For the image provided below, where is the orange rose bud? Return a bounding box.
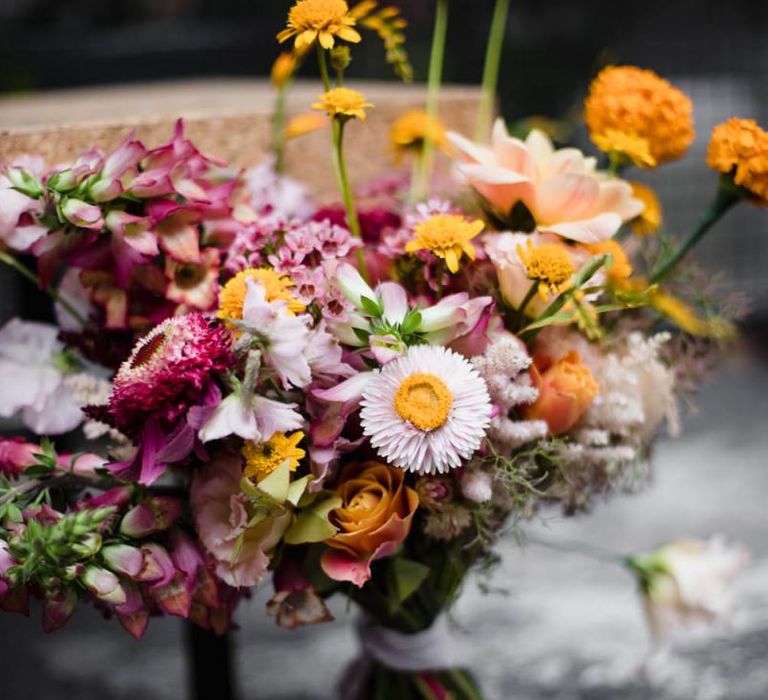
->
[321,461,419,587]
[521,351,599,436]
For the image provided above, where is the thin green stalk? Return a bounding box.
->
[526,533,627,565]
[516,280,539,320]
[412,0,449,201]
[651,182,741,283]
[474,0,509,141]
[272,82,289,174]
[317,43,332,91]
[0,251,86,326]
[331,119,368,281]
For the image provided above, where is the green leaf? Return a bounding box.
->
[387,558,429,613]
[257,460,292,503]
[284,495,341,545]
[352,326,371,343]
[360,295,382,317]
[399,309,422,335]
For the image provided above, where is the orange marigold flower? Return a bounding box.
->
[585,66,694,166]
[390,110,448,159]
[707,118,768,205]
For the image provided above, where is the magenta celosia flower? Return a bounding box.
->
[105,313,233,436]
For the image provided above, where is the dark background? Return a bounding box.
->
[2,0,767,317]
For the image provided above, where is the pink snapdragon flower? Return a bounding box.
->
[448,120,643,243]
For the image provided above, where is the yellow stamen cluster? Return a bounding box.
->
[630,182,662,236]
[277,0,361,51]
[516,240,575,298]
[218,268,305,323]
[405,214,483,273]
[284,112,327,140]
[243,432,306,481]
[390,110,448,158]
[585,66,694,166]
[312,87,372,121]
[707,118,768,204]
[592,129,656,168]
[584,239,633,286]
[394,373,453,432]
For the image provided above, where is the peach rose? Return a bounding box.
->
[321,461,419,587]
[521,351,599,435]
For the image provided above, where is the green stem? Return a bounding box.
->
[272,82,289,174]
[650,181,741,283]
[317,43,332,91]
[474,0,509,141]
[412,0,449,201]
[0,251,86,326]
[331,119,368,281]
[525,533,627,565]
[516,280,539,320]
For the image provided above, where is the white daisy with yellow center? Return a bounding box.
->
[360,345,492,475]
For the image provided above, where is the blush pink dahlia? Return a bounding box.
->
[105,313,233,436]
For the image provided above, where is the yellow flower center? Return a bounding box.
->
[405,214,482,273]
[516,240,575,297]
[349,491,379,513]
[394,372,453,432]
[288,0,350,30]
[312,87,372,121]
[218,268,305,323]
[242,431,306,481]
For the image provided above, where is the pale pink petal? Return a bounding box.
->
[313,372,372,404]
[541,212,622,244]
[320,549,372,587]
[457,163,534,213]
[491,120,535,178]
[595,180,645,221]
[445,131,495,165]
[534,173,601,224]
[378,282,408,324]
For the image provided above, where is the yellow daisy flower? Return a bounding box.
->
[390,110,448,159]
[516,239,575,299]
[405,214,483,273]
[630,182,663,236]
[312,87,372,121]
[277,0,362,51]
[584,239,633,286]
[218,268,305,323]
[243,431,306,481]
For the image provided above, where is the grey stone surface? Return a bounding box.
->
[1,346,767,699]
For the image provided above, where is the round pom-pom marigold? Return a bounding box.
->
[707,118,768,204]
[585,66,694,166]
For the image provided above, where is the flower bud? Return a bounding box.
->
[60,198,104,231]
[71,532,102,558]
[101,544,145,578]
[82,566,126,606]
[135,544,175,585]
[120,497,181,538]
[461,468,493,504]
[42,588,77,633]
[6,166,43,198]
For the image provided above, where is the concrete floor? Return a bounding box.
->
[1,341,767,700]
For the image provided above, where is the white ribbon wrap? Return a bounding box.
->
[356,614,458,672]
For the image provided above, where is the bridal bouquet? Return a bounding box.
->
[0,1,756,697]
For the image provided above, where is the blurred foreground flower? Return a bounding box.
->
[628,537,749,641]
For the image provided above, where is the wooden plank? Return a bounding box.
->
[0,78,482,198]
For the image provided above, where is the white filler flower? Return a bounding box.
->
[360,345,491,474]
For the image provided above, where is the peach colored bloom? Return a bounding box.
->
[448,120,643,243]
[521,351,599,435]
[321,461,419,586]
